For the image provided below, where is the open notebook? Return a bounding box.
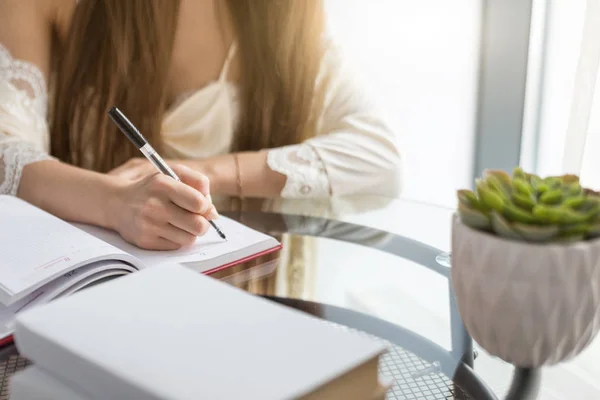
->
[0,195,281,344]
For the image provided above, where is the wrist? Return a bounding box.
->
[101,176,128,231]
[183,157,233,195]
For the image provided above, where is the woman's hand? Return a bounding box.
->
[109,164,217,250]
[108,157,177,181]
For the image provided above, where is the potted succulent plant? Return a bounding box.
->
[451,167,600,367]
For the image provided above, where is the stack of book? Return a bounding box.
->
[11,264,391,399]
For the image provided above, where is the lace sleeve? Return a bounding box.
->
[267,144,331,198]
[0,43,54,196]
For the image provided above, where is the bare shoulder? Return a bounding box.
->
[0,0,77,30]
[0,0,56,21]
[0,0,74,78]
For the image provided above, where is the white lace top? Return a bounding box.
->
[0,40,401,198]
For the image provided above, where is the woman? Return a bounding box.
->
[0,0,401,250]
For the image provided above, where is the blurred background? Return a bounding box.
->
[326,0,599,208]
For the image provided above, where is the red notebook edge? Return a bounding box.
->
[201,243,283,275]
[0,242,283,349]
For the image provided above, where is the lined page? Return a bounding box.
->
[0,196,130,302]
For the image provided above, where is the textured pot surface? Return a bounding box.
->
[451,216,600,367]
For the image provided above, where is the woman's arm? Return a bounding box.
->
[207,41,402,198]
[18,161,124,228]
[183,151,287,198]
[0,0,116,227]
[214,42,402,198]
[1,1,215,250]
[108,151,285,198]
[206,42,402,199]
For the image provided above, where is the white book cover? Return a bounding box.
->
[14,264,387,400]
[11,366,92,400]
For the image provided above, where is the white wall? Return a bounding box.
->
[325,0,482,207]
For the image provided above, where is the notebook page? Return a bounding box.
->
[74,216,275,267]
[0,196,133,302]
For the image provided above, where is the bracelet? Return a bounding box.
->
[233,153,243,199]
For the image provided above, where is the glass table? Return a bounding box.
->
[0,195,540,399]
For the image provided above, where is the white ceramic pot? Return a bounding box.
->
[451,215,600,367]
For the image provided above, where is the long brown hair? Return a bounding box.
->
[50,0,326,172]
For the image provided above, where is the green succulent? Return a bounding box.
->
[457,168,600,242]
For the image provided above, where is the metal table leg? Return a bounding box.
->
[505,368,541,400]
[449,280,474,367]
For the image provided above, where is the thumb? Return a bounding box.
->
[171,164,211,198]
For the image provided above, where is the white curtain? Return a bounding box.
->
[528,0,600,189]
[562,0,600,178]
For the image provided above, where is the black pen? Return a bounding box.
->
[108,106,226,240]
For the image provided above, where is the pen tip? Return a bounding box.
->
[210,221,226,240]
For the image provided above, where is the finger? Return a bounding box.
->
[166,179,216,218]
[165,203,211,236]
[170,166,217,218]
[171,164,211,197]
[158,223,198,247]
